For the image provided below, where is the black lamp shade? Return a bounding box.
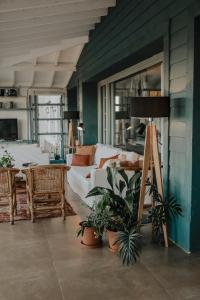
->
[64,111,80,120]
[129,97,170,118]
[115,111,130,120]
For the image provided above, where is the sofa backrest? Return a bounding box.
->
[94,144,122,166]
[94,143,143,166]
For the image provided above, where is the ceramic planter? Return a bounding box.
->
[107,229,119,252]
[81,227,102,247]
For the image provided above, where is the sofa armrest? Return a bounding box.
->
[66,154,73,166]
[90,168,136,190]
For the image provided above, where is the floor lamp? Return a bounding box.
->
[115,111,130,146]
[130,96,170,247]
[64,111,80,151]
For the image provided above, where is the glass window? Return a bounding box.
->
[114,64,161,153]
[31,94,64,158]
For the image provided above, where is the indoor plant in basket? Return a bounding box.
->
[87,164,143,264]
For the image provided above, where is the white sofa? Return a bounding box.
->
[67,143,143,207]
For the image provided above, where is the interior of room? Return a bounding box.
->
[0,1,199,300]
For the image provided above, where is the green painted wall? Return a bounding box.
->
[191,15,200,251]
[67,87,77,111]
[82,82,98,145]
[68,0,200,252]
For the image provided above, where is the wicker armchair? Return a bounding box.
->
[0,168,19,224]
[23,165,69,222]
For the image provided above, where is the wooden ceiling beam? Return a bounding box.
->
[0,0,116,22]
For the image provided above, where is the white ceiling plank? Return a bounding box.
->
[0,36,88,67]
[0,0,90,12]
[0,24,94,43]
[12,71,16,87]
[30,58,37,87]
[49,52,61,88]
[0,0,116,22]
[8,63,76,72]
[0,0,116,89]
[0,10,106,31]
[0,18,99,38]
[0,28,91,48]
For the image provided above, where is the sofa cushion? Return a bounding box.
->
[76,145,96,165]
[71,154,90,166]
[94,144,121,165]
[99,155,119,168]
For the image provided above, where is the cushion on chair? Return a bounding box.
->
[71,154,90,166]
[76,145,96,165]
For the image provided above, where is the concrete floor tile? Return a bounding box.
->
[0,273,63,300]
[0,185,199,300]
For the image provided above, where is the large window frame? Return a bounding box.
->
[30,93,66,158]
[98,52,164,146]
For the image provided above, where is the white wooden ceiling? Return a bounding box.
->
[0,0,116,89]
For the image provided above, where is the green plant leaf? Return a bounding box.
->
[119,180,126,194]
[86,186,113,198]
[106,167,114,190]
[118,169,129,187]
[128,172,141,190]
[167,197,183,217]
[116,228,142,266]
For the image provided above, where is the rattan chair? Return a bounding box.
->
[0,168,19,224]
[23,165,69,222]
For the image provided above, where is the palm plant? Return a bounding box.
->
[148,182,183,244]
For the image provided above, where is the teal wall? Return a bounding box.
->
[191,15,200,251]
[68,0,200,252]
[82,82,98,145]
[67,87,77,111]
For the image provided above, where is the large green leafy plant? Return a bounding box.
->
[87,166,143,265]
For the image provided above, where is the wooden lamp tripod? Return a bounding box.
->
[130,97,170,247]
[63,111,80,151]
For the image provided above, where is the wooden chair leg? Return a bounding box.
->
[26,192,31,219]
[30,195,35,223]
[61,193,65,221]
[9,196,14,225]
[13,192,17,216]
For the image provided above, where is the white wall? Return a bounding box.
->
[0,96,28,140]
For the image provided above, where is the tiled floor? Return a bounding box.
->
[0,185,199,300]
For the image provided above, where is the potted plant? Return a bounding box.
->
[87,165,143,264]
[148,182,183,244]
[0,150,14,168]
[77,205,105,247]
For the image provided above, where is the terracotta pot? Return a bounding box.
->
[107,230,119,252]
[81,227,102,247]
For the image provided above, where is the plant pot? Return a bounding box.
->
[107,229,119,252]
[81,227,102,248]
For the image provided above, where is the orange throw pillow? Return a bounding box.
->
[71,154,90,166]
[76,145,96,165]
[99,155,119,168]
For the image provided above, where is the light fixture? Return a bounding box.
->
[77,122,84,131]
[115,111,129,120]
[63,111,80,120]
[130,97,170,118]
[63,111,80,149]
